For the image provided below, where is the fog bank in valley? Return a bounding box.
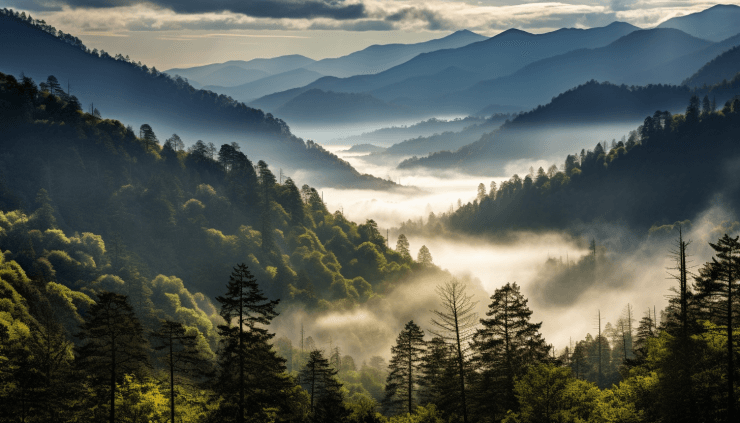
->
[273,125,740,360]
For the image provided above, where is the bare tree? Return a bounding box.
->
[430,279,478,423]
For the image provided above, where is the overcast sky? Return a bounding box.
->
[4,0,738,69]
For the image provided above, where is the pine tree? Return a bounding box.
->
[384,321,426,415]
[417,245,433,267]
[473,282,549,420]
[151,320,212,423]
[138,124,158,152]
[701,234,740,421]
[396,234,411,260]
[419,337,459,415]
[300,349,348,422]
[258,161,277,255]
[213,263,292,422]
[75,291,149,423]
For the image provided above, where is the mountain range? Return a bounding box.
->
[165,30,485,102]
[0,12,396,190]
[243,7,740,123]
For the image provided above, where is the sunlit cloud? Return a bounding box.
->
[12,0,740,36]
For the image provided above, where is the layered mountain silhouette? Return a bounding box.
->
[398,81,698,174]
[251,22,639,115]
[302,29,485,78]
[166,55,315,86]
[0,12,396,189]
[167,30,484,100]
[657,4,740,42]
[437,28,717,114]
[683,44,740,87]
[203,68,325,103]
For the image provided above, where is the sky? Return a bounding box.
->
[4,0,740,69]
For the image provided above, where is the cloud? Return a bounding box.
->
[14,0,367,20]
[12,0,740,36]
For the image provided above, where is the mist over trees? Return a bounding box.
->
[4,4,740,421]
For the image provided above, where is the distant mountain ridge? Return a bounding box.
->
[166,55,316,86]
[166,29,485,96]
[657,4,740,41]
[683,44,740,87]
[203,68,325,103]
[273,22,639,107]
[398,81,698,173]
[433,28,718,114]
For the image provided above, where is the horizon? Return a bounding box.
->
[2,1,739,69]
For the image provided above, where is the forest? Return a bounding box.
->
[1,63,740,423]
[399,94,740,235]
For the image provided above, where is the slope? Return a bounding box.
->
[251,22,638,111]
[657,4,740,42]
[407,100,740,235]
[440,28,714,113]
[203,68,324,103]
[302,29,486,78]
[0,11,393,189]
[399,81,695,173]
[683,44,740,87]
[274,89,415,124]
[165,54,316,86]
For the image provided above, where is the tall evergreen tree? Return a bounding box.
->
[257,161,277,255]
[699,234,740,421]
[384,321,426,415]
[417,246,433,267]
[76,291,149,423]
[300,349,348,422]
[138,124,158,152]
[151,320,212,423]
[213,263,291,422]
[396,234,411,260]
[473,282,549,420]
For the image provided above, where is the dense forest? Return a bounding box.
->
[3,7,740,421]
[2,67,740,422]
[0,9,397,190]
[399,95,740,235]
[398,76,740,173]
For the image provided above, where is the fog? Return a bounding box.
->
[272,272,490,362]
[270,122,740,362]
[289,115,469,146]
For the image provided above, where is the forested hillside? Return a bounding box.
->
[398,79,740,173]
[0,9,396,189]
[0,69,462,421]
[399,95,740,235]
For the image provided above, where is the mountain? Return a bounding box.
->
[366,114,512,160]
[294,24,636,95]
[274,89,415,124]
[194,65,270,87]
[203,68,325,103]
[683,44,740,87]
[302,29,486,78]
[657,4,740,42]
[628,32,740,86]
[438,28,714,113]
[330,116,486,146]
[0,12,394,189]
[405,102,740,236]
[167,30,483,92]
[165,54,316,86]
[399,81,696,173]
[249,22,638,113]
